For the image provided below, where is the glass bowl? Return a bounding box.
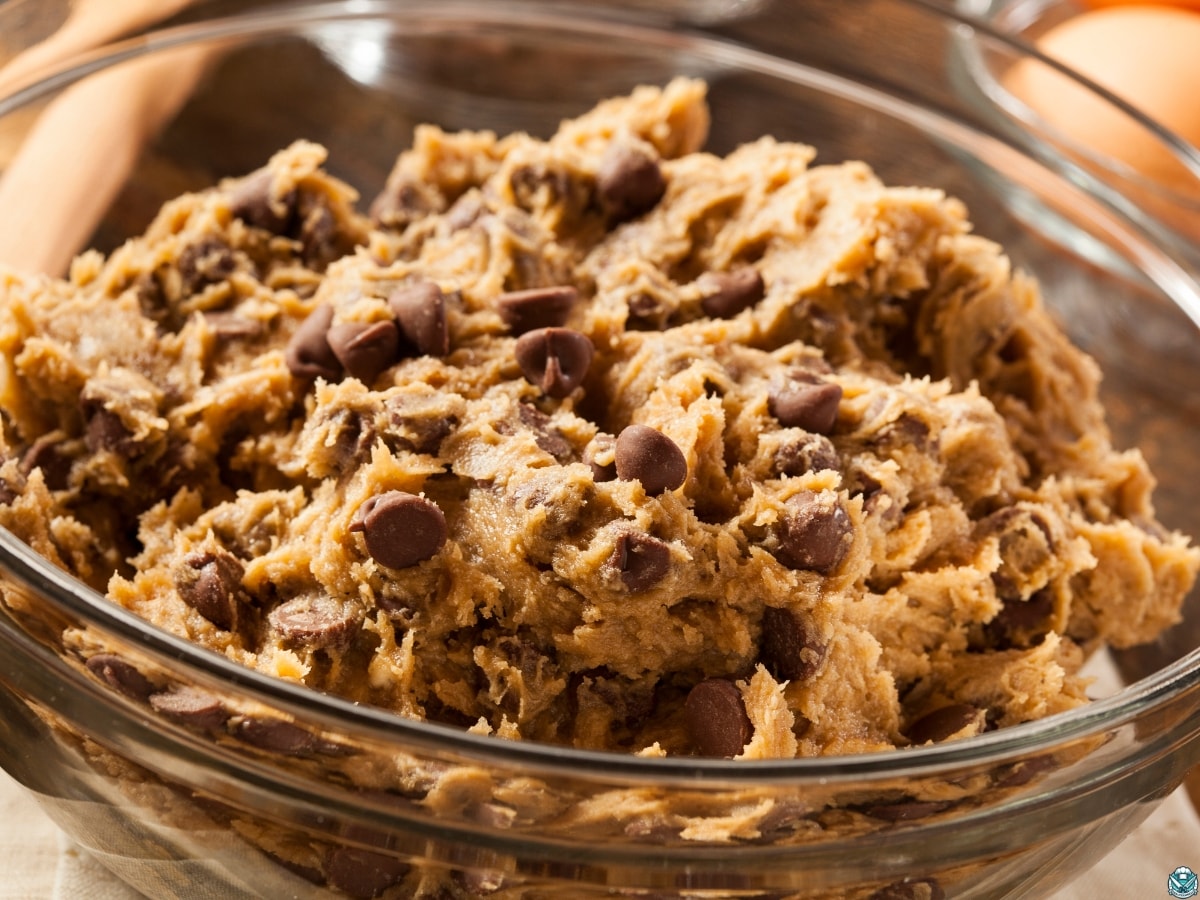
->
[0,2,1199,898]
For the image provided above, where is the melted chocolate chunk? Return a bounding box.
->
[149,686,229,731]
[774,491,853,574]
[229,168,295,233]
[518,403,573,461]
[768,371,843,434]
[389,281,449,357]
[760,607,826,682]
[327,320,401,383]
[596,142,666,224]
[235,716,317,755]
[325,847,412,899]
[350,491,447,569]
[605,532,671,592]
[496,285,578,335]
[513,327,594,399]
[698,268,765,318]
[174,550,247,631]
[905,704,983,745]
[285,304,340,381]
[85,653,154,701]
[614,424,687,495]
[685,679,753,758]
[203,311,263,342]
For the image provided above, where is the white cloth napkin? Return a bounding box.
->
[1,766,1198,900]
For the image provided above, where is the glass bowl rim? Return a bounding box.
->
[1,0,1199,785]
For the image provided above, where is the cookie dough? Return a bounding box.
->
[0,78,1195,761]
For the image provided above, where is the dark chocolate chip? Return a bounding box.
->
[20,436,73,490]
[626,291,668,330]
[596,143,666,223]
[285,304,341,381]
[269,595,361,649]
[774,491,853,574]
[325,847,411,900]
[370,174,441,229]
[768,371,843,434]
[174,550,246,631]
[614,424,687,495]
[85,653,155,701]
[496,285,578,335]
[606,532,671,592]
[760,607,826,682]
[235,716,316,755]
[298,202,337,266]
[384,396,456,456]
[868,877,946,900]
[83,406,134,456]
[775,433,840,477]
[149,686,229,731]
[986,589,1054,649]
[203,311,263,342]
[327,320,401,383]
[388,281,449,357]
[513,327,594,399]
[229,168,295,233]
[905,704,983,745]
[685,679,753,758]
[698,268,765,318]
[350,491,447,569]
[584,432,617,482]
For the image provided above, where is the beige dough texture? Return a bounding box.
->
[0,78,1195,762]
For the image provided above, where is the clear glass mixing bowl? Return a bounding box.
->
[1,2,1199,898]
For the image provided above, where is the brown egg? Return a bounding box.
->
[1004,7,1200,192]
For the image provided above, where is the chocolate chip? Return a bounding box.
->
[149,686,229,731]
[20,436,73,490]
[235,716,316,755]
[768,371,842,434]
[298,201,338,266]
[774,491,853,574]
[775,433,839,477]
[698,268,765,318]
[605,532,671,592]
[269,595,361,649]
[868,877,945,900]
[85,653,154,701]
[596,142,666,223]
[350,491,447,569]
[496,286,578,335]
[174,550,247,631]
[906,704,983,745]
[229,168,295,233]
[0,477,16,506]
[685,679,753,758]
[584,432,617,482]
[518,403,573,461]
[389,281,449,357]
[83,406,133,456]
[860,799,954,822]
[986,589,1054,649]
[285,304,341,381]
[370,174,441,229]
[325,847,411,899]
[760,607,826,682]
[327,320,401,383]
[513,327,594,399]
[614,424,687,495]
[178,238,235,295]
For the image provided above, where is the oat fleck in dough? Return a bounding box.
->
[0,80,1196,760]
